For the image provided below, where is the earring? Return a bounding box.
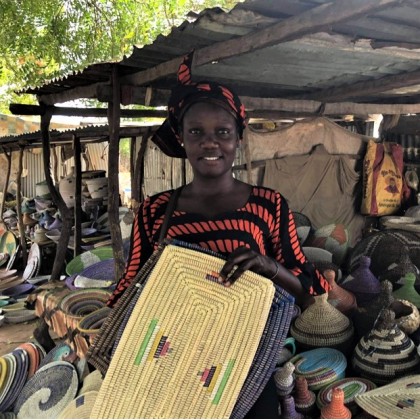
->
[181,142,184,147]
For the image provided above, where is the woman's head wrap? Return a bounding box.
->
[152,52,246,158]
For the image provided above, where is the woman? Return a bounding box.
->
[107,52,328,418]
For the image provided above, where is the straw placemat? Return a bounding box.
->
[355,375,420,419]
[57,391,98,419]
[65,247,113,276]
[91,243,276,419]
[289,348,347,391]
[14,361,78,419]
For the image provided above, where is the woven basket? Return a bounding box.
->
[0,354,15,412]
[320,387,351,419]
[352,309,420,384]
[289,348,347,391]
[351,279,395,339]
[78,370,103,395]
[390,299,420,334]
[16,342,40,379]
[73,259,115,289]
[274,362,295,397]
[341,256,381,307]
[14,361,78,419]
[323,269,357,315]
[280,395,304,419]
[355,375,420,419]
[293,376,317,417]
[91,243,278,419]
[290,294,354,353]
[316,377,376,415]
[393,273,420,308]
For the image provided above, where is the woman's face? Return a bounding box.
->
[181,101,239,179]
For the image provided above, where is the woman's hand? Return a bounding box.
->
[218,246,278,286]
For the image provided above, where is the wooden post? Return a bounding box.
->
[16,147,28,266]
[73,136,82,256]
[40,109,73,280]
[132,129,149,209]
[108,65,125,280]
[0,151,12,231]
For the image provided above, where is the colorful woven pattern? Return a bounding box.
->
[355,375,420,419]
[65,247,114,276]
[317,377,376,414]
[91,244,276,419]
[289,348,347,391]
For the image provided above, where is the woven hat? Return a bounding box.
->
[341,256,381,307]
[379,251,420,287]
[290,294,354,353]
[289,348,347,391]
[90,243,278,419]
[14,361,78,419]
[352,309,420,384]
[4,309,37,324]
[0,232,17,268]
[0,270,17,280]
[355,375,420,419]
[390,299,420,335]
[1,283,34,298]
[320,387,351,419]
[302,246,333,263]
[16,342,40,378]
[316,377,376,415]
[57,391,98,419]
[65,247,114,276]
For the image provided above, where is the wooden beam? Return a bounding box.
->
[121,0,401,86]
[37,82,107,105]
[9,104,167,119]
[299,69,420,102]
[242,96,420,115]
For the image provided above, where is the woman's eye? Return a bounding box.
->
[188,128,201,135]
[218,128,232,136]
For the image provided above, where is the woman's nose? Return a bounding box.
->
[201,133,218,147]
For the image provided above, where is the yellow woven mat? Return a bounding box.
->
[91,244,275,419]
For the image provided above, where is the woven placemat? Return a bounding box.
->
[0,355,15,412]
[91,243,276,419]
[355,375,420,419]
[14,361,78,419]
[57,391,98,419]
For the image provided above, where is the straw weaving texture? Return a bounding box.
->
[86,243,166,375]
[355,375,420,419]
[91,244,275,419]
[58,391,98,419]
[14,361,78,419]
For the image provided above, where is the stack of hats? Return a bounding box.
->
[352,309,420,384]
[341,256,381,307]
[290,294,354,354]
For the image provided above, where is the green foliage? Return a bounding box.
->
[0,0,239,114]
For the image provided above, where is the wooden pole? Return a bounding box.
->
[73,136,82,256]
[0,151,12,231]
[40,109,73,280]
[16,147,28,266]
[108,65,125,280]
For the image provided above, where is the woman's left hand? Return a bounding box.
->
[218,246,278,286]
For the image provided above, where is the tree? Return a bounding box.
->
[0,0,239,113]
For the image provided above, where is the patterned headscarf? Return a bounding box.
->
[152,52,247,158]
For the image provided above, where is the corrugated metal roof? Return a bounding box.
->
[18,0,420,108]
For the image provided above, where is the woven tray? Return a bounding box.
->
[91,243,277,419]
[65,247,114,276]
[355,375,420,419]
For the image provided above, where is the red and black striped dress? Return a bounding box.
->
[107,186,328,307]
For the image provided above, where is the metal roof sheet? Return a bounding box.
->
[15,0,420,108]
